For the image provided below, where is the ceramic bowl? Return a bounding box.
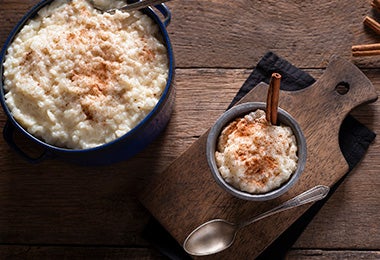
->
[206,102,307,201]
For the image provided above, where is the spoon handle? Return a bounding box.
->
[120,0,171,11]
[238,185,330,229]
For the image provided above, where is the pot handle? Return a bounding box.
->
[3,120,50,163]
[154,3,171,27]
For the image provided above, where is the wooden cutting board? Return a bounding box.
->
[139,56,378,259]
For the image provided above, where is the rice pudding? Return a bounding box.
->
[215,109,298,194]
[3,0,168,149]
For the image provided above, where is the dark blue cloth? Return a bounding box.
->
[143,52,376,259]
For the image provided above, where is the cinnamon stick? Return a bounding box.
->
[266,73,281,125]
[352,43,380,51]
[352,43,380,56]
[266,79,273,123]
[363,16,380,35]
[352,49,380,56]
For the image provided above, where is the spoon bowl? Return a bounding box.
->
[184,219,237,256]
[183,185,330,256]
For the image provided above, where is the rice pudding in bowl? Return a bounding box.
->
[206,102,307,201]
[3,0,168,149]
[0,0,174,164]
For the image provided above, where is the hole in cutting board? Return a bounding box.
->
[335,82,350,95]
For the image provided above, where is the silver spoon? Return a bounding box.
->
[183,185,330,256]
[90,0,171,13]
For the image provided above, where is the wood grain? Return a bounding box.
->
[287,250,380,259]
[1,0,380,69]
[167,0,380,68]
[0,246,166,259]
[0,0,379,258]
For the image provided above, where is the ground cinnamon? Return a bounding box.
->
[266,73,281,125]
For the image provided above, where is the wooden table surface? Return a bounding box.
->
[0,0,379,259]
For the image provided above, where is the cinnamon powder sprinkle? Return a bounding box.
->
[215,109,298,194]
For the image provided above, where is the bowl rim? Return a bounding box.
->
[206,102,307,201]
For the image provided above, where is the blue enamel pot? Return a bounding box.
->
[0,0,175,165]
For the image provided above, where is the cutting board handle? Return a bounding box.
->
[289,55,378,122]
[269,55,378,186]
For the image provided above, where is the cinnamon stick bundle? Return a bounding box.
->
[352,2,380,56]
[266,73,281,125]
[352,43,380,56]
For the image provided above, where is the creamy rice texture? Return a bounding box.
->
[215,109,298,194]
[3,0,168,149]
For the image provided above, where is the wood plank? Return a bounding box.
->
[0,246,166,259]
[2,0,380,69]
[287,250,380,259]
[1,246,379,260]
[160,0,380,68]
